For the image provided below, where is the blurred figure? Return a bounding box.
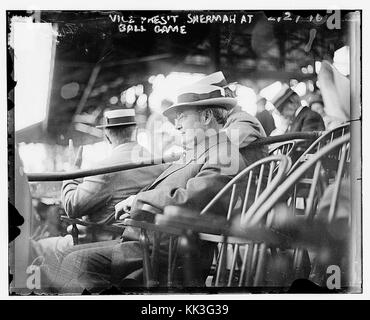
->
[255,96,276,136]
[317,60,350,123]
[270,84,325,133]
[308,93,342,130]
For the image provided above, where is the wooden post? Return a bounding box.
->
[348,11,362,292]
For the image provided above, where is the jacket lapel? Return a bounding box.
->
[145,132,226,190]
[290,107,307,132]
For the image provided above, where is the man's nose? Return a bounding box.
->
[175,119,182,130]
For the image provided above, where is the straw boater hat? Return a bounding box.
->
[307,93,324,107]
[163,71,237,124]
[270,84,298,111]
[96,109,136,128]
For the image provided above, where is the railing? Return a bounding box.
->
[26,132,321,182]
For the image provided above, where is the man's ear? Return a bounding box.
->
[201,109,212,125]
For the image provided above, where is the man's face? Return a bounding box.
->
[174,108,207,148]
[280,101,297,121]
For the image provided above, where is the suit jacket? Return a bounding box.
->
[61,142,169,239]
[256,110,276,136]
[289,107,325,133]
[224,110,269,164]
[115,132,249,286]
[128,132,248,223]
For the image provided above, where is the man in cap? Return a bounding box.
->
[61,108,168,242]
[255,96,276,136]
[51,75,248,293]
[271,84,325,133]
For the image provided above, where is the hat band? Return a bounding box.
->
[177,89,225,104]
[275,90,296,110]
[212,79,228,87]
[105,116,136,125]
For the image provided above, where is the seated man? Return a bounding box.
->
[270,84,325,133]
[49,76,249,293]
[61,108,168,243]
[188,71,268,163]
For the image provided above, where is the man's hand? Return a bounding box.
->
[115,195,136,220]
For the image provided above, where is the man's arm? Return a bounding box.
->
[61,175,111,218]
[131,146,246,218]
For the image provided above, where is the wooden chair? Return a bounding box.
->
[247,133,351,282]
[160,133,350,290]
[286,123,350,217]
[289,122,349,173]
[123,154,291,289]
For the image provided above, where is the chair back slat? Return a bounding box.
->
[251,133,350,226]
[304,160,322,219]
[290,123,350,173]
[200,155,291,287]
[328,143,349,223]
[241,171,253,221]
[226,184,237,221]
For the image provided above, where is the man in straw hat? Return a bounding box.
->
[270,84,325,133]
[50,74,248,293]
[60,108,167,243]
[169,71,268,164]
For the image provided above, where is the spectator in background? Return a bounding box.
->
[255,96,276,136]
[270,84,325,133]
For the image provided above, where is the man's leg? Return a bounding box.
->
[54,240,119,294]
[42,240,119,293]
[55,240,143,294]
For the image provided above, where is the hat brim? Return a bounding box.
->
[271,88,297,111]
[96,122,136,129]
[163,97,237,124]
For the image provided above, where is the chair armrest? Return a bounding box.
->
[122,218,183,236]
[155,206,296,247]
[60,215,124,234]
[156,206,230,235]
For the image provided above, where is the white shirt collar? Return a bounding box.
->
[112,141,136,151]
[295,105,305,118]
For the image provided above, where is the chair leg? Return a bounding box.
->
[151,232,161,286]
[215,242,227,287]
[167,236,175,287]
[228,244,239,287]
[244,243,257,287]
[139,229,155,289]
[71,224,79,245]
[253,243,267,287]
[179,231,202,287]
[293,248,303,279]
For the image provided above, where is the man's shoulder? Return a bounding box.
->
[204,136,246,175]
[227,110,260,124]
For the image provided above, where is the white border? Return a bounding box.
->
[0,0,368,300]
